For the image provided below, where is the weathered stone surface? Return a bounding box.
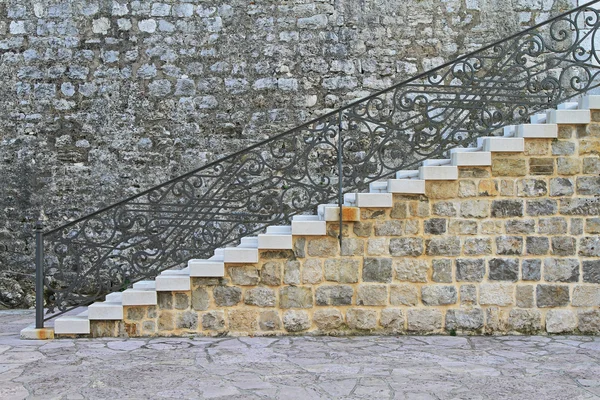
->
[424,218,446,235]
[460,285,477,304]
[546,310,577,333]
[315,285,353,306]
[529,158,554,175]
[479,283,514,306]
[202,311,225,331]
[516,285,535,308]
[579,236,600,257]
[432,201,456,217]
[560,198,600,215]
[261,261,282,286]
[549,177,574,196]
[572,286,600,307]
[213,286,242,307]
[176,311,198,330]
[425,237,461,256]
[229,266,260,286]
[577,176,600,195]
[432,259,452,283]
[551,236,576,256]
[374,220,404,236]
[526,199,557,216]
[491,200,523,218]
[390,202,408,219]
[394,259,429,283]
[307,237,339,257]
[346,309,377,330]
[508,309,542,334]
[552,140,575,155]
[191,287,210,311]
[284,261,301,285]
[425,181,457,199]
[449,219,478,235]
[294,238,306,258]
[174,293,190,310]
[302,259,323,284]
[380,309,405,331]
[357,285,388,306]
[407,309,442,332]
[557,157,580,175]
[324,259,360,283]
[244,287,276,307]
[571,218,584,235]
[538,217,568,234]
[456,259,485,282]
[496,236,523,255]
[505,219,535,234]
[488,258,519,281]
[157,293,173,310]
[458,180,477,197]
[478,179,499,196]
[389,238,424,256]
[492,158,527,176]
[526,236,549,255]
[583,260,600,283]
[158,311,175,331]
[390,284,419,306]
[579,310,600,333]
[544,258,579,282]
[521,259,541,281]
[353,221,373,237]
[421,286,457,306]
[282,310,310,332]
[536,285,570,307]
[279,286,313,309]
[340,238,364,256]
[583,157,600,174]
[367,238,388,256]
[362,258,393,283]
[516,178,547,197]
[259,310,282,331]
[463,238,492,255]
[460,200,489,218]
[126,307,146,321]
[445,309,484,332]
[586,217,600,234]
[313,309,344,330]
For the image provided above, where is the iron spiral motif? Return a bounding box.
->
[43,2,600,314]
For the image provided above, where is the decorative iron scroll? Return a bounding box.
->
[42,1,600,315]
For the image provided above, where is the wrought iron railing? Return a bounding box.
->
[36,1,600,327]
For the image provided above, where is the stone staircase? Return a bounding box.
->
[49,95,599,337]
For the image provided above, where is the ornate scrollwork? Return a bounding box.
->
[43,3,600,314]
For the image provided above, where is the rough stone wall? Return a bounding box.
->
[82,117,600,337]
[0,0,576,308]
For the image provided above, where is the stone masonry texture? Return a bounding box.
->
[58,116,600,338]
[0,0,575,308]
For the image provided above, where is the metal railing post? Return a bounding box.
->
[338,111,344,248]
[35,220,44,329]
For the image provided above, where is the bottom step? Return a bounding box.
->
[54,316,90,335]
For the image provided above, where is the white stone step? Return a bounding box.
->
[88,302,123,320]
[54,316,90,335]
[419,165,458,180]
[105,292,123,302]
[161,267,190,276]
[122,289,158,306]
[449,146,483,154]
[77,310,88,317]
[345,192,393,207]
[478,137,524,152]
[557,101,578,110]
[239,237,258,248]
[317,204,339,219]
[317,205,348,221]
[257,233,293,249]
[546,109,590,124]
[515,124,558,138]
[503,125,516,137]
[132,281,156,290]
[451,151,491,166]
[369,181,388,193]
[530,113,547,124]
[213,248,224,258]
[422,159,451,166]
[291,218,326,235]
[155,274,191,291]
[266,225,292,234]
[395,170,419,179]
[386,179,425,194]
[188,259,225,277]
[223,246,259,263]
[579,95,600,110]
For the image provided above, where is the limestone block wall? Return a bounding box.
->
[86,117,600,337]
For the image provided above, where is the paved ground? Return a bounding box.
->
[2,311,600,399]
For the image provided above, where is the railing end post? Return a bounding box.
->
[34,219,44,329]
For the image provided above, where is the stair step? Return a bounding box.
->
[291,219,326,235]
[132,281,156,290]
[161,267,190,276]
[419,165,458,180]
[317,205,360,221]
[557,101,578,110]
[239,237,259,247]
[386,179,426,194]
[88,302,123,320]
[105,292,123,302]
[450,146,483,154]
[451,151,491,166]
[257,233,293,249]
[292,215,320,221]
[223,247,259,263]
[188,259,225,277]
[503,125,516,137]
[515,124,558,138]
[395,170,419,179]
[345,192,393,207]
[266,225,292,234]
[478,137,524,152]
[213,248,224,258]
[155,274,191,291]
[317,203,339,218]
[122,289,158,306]
[369,181,388,193]
[54,316,90,335]
[547,109,590,124]
[530,113,547,124]
[422,159,451,166]
[579,95,600,110]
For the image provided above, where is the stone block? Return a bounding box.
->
[324,259,360,283]
[492,158,527,176]
[259,310,282,331]
[432,259,453,283]
[341,238,364,256]
[213,286,242,307]
[478,180,499,196]
[426,237,461,256]
[577,176,600,195]
[463,238,492,255]
[571,218,584,235]
[527,199,558,216]
[544,258,579,282]
[228,310,258,332]
[522,259,541,281]
[202,311,226,331]
[407,309,442,332]
[496,236,523,255]
[579,310,600,334]
[244,287,276,307]
[529,158,554,175]
[279,286,313,309]
[380,309,405,331]
[449,219,478,235]
[307,237,339,257]
[552,140,575,155]
[546,310,577,333]
[560,198,600,215]
[375,220,404,236]
[538,217,567,234]
[424,218,447,235]
[456,259,485,282]
[284,261,301,285]
[191,286,210,311]
[357,284,388,306]
[174,293,190,310]
[536,284,570,307]
[506,219,535,234]
[394,259,429,282]
[445,309,484,332]
[458,180,477,197]
[488,258,519,281]
[390,202,408,219]
[177,311,198,330]
[367,238,388,256]
[526,236,549,255]
[425,181,458,199]
[353,221,373,237]
[302,259,323,284]
[261,261,282,286]
[229,266,260,286]
[517,178,547,197]
[460,200,489,218]
[283,310,310,332]
[347,309,378,330]
[362,257,393,282]
[491,200,523,218]
[551,237,576,256]
[157,293,172,310]
[313,309,344,330]
[549,177,574,196]
[316,285,353,306]
[479,283,514,306]
[586,218,600,234]
[126,306,146,321]
[433,201,457,216]
[421,286,457,306]
[516,285,535,308]
[579,237,600,257]
[508,309,542,334]
[390,284,419,306]
[583,260,600,283]
[460,285,477,304]
[557,157,580,175]
[294,237,306,258]
[389,237,424,256]
[583,157,600,174]
[572,286,600,307]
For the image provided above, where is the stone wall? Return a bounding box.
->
[0,0,577,307]
[84,118,600,337]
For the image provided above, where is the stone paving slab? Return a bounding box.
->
[2,311,600,399]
